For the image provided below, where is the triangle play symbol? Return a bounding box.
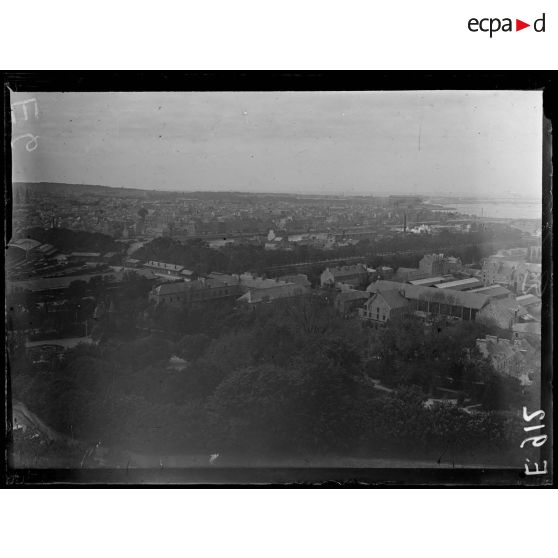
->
[516,19,530,31]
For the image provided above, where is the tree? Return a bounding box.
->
[177,333,212,362]
[67,280,87,300]
[481,373,523,411]
[208,364,306,453]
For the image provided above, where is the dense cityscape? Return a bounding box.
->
[7,181,542,468]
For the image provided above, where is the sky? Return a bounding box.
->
[11,90,543,199]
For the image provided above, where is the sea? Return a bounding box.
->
[441,200,542,221]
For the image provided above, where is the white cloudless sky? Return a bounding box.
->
[11,90,543,200]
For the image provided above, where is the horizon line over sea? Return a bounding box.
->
[440,200,542,221]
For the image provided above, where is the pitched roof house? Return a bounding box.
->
[236,282,309,306]
[320,264,369,287]
[363,280,490,322]
[359,289,409,324]
[149,278,242,306]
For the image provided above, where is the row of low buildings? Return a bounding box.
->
[320,254,472,291]
[320,263,401,289]
[323,269,474,294]
[358,280,490,325]
[349,278,541,386]
[264,229,362,252]
[143,260,196,280]
[6,236,124,283]
[392,253,464,283]
[49,246,538,328]
[352,278,540,331]
[148,271,312,308]
[6,267,160,298]
[321,248,542,335]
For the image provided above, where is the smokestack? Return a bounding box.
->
[403,212,407,234]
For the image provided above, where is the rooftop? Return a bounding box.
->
[434,277,482,289]
[238,283,307,303]
[37,243,57,255]
[9,238,42,251]
[367,280,490,310]
[145,260,184,272]
[516,294,541,307]
[7,271,121,293]
[376,289,409,310]
[483,297,529,318]
[468,285,512,297]
[408,276,446,286]
[152,277,233,296]
[336,290,370,302]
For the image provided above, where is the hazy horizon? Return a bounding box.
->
[11,90,543,200]
[12,180,544,202]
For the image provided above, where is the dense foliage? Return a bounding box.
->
[131,228,524,279]
[10,290,531,465]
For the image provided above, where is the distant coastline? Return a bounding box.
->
[440,201,541,221]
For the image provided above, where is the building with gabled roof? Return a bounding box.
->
[8,238,42,252]
[149,278,242,306]
[419,253,462,276]
[467,285,513,300]
[434,277,483,291]
[320,264,369,288]
[236,282,309,306]
[363,279,490,323]
[144,260,185,276]
[359,289,409,324]
[408,276,446,287]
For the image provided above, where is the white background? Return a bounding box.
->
[2,1,555,556]
[2,489,556,556]
[1,0,556,69]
